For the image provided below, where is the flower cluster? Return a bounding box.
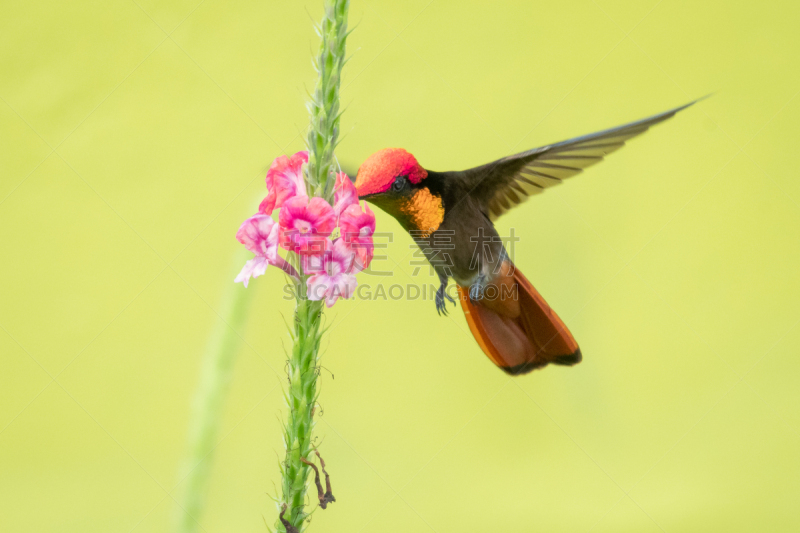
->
[235,151,375,307]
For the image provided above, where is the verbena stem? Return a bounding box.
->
[277,1,349,531]
[306,0,350,201]
[277,297,324,530]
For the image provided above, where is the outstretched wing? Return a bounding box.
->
[466,100,699,221]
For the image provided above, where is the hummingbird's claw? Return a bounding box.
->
[435,272,456,316]
[469,282,485,303]
[435,293,448,316]
[435,284,452,316]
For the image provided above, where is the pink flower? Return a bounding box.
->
[307,239,358,307]
[234,214,280,287]
[259,151,309,214]
[333,171,358,218]
[234,256,270,288]
[300,237,331,275]
[279,195,336,254]
[339,202,376,271]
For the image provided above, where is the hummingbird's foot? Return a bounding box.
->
[435,282,455,316]
[469,276,487,303]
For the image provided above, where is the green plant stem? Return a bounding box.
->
[278,1,349,531]
[306,0,350,200]
[278,297,324,530]
[176,248,255,533]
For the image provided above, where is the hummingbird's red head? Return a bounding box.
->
[354,148,427,197]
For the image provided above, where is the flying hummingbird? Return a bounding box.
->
[353,101,697,375]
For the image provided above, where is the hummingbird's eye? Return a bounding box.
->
[392,175,408,192]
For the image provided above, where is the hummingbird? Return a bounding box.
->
[353,101,697,375]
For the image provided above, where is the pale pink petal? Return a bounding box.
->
[330,238,355,275]
[300,237,332,275]
[265,222,280,263]
[306,273,331,302]
[334,172,358,218]
[336,273,357,299]
[234,256,268,288]
[324,291,338,308]
[324,273,357,307]
[236,214,279,258]
[305,241,358,307]
[302,253,326,275]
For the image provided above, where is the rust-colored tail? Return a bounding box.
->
[458,261,581,375]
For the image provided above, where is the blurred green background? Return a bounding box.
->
[2,0,800,531]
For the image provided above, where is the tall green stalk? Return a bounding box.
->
[306,0,350,201]
[277,297,324,530]
[176,248,255,533]
[278,1,349,531]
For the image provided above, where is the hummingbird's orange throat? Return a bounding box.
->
[397,188,444,235]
